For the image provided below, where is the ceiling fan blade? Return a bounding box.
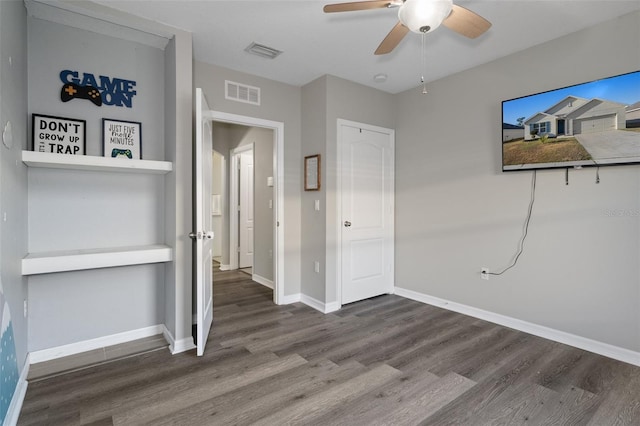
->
[442,4,491,39]
[323,1,396,13]
[375,21,409,55]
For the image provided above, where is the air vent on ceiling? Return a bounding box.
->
[225,80,261,106]
[244,42,283,60]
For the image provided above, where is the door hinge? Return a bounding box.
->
[237,247,241,253]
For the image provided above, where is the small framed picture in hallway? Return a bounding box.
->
[304,154,321,191]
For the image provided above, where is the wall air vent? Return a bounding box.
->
[225,80,261,106]
[244,42,283,60]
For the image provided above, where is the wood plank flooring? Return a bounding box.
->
[18,269,640,425]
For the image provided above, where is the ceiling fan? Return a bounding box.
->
[323,0,491,55]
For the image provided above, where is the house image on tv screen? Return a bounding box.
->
[523,96,627,141]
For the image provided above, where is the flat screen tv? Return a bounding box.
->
[502,70,640,171]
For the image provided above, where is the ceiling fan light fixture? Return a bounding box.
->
[398,0,453,34]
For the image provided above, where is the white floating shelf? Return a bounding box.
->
[22,244,173,275]
[22,151,172,174]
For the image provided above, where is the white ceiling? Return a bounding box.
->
[94,0,640,94]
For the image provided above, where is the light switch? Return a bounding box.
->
[267,176,274,187]
[268,199,273,209]
[314,200,320,211]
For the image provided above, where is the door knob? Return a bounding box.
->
[189,231,214,240]
[344,221,351,227]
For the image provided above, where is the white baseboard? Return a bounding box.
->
[301,294,341,314]
[162,325,196,355]
[395,287,640,367]
[5,353,29,426]
[29,325,165,364]
[252,274,273,289]
[278,293,301,305]
[219,264,231,271]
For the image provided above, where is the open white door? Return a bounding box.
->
[193,88,214,356]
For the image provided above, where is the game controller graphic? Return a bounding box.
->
[111,148,133,159]
[61,83,103,106]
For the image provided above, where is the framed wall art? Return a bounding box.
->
[32,114,86,155]
[102,118,141,159]
[304,154,321,191]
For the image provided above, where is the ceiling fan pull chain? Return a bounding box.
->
[421,31,428,94]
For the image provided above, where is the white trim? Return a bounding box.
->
[301,294,341,314]
[219,264,231,271]
[22,244,172,275]
[207,111,285,306]
[279,293,301,305]
[29,325,165,364]
[335,119,395,305]
[162,325,196,354]
[252,274,273,289]
[5,353,30,426]
[395,287,640,367]
[230,143,254,271]
[324,301,341,313]
[22,151,172,174]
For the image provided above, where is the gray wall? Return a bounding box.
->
[195,61,301,297]
[300,75,396,304]
[0,0,28,397]
[394,11,640,351]
[26,17,168,351]
[300,77,327,301]
[28,264,164,350]
[28,18,165,159]
[164,29,193,348]
[248,127,275,282]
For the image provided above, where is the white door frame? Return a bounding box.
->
[205,110,285,305]
[212,149,225,260]
[229,143,254,271]
[335,118,395,307]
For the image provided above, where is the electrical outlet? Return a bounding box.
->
[481,268,489,280]
[314,261,320,273]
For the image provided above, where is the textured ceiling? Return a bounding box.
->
[95,0,640,93]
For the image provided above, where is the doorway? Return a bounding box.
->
[230,144,255,274]
[208,111,285,305]
[336,119,395,305]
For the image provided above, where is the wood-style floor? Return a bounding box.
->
[19,269,640,425]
